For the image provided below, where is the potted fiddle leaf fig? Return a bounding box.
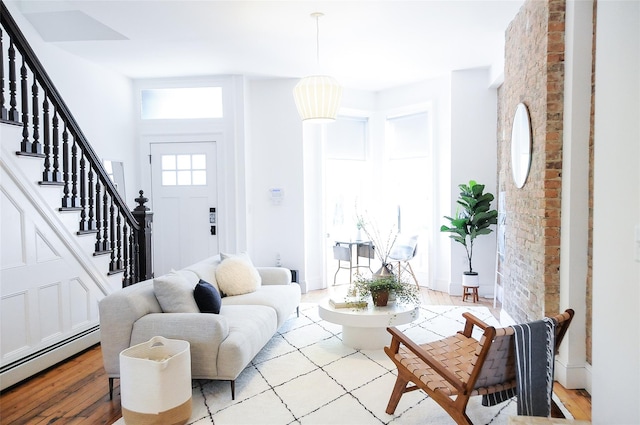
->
[440,180,498,286]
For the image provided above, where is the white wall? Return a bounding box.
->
[592,1,640,422]
[5,1,138,207]
[557,0,592,391]
[448,68,498,296]
[247,79,305,277]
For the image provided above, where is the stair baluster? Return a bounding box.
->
[1,29,7,120]
[41,96,51,180]
[20,58,30,152]
[7,40,18,122]
[70,137,79,208]
[94,181,103,252]
[51,111,61,182]
[116,212,123,271]
[109,199,116,271]
[31,78,40,154]
[101,189,109,252]
[122,223,129,284]
[61,126,70,207]
[79,152,87,230]
[87,167,96,231]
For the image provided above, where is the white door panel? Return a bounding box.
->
[150,142,218,276]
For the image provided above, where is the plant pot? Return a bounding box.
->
[371,289,389,307]
[462,272,479,287]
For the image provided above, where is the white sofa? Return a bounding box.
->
[98,255,301,399]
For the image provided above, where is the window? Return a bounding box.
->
[386,112,430,230]
[161,154,206,186]
[141,87,223,119]
[386,112,430,158]
[324,117,369,238]
[384,110,431,271]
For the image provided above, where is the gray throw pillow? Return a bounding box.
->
[153,272,199,313]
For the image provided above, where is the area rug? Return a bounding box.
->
[115,303,572,424]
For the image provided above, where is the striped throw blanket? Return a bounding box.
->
[482,317,557,417]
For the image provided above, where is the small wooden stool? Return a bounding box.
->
[462,286,479,303]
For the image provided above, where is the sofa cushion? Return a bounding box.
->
[194,280,222,314]
[215,305,278,380]
[215,257,262,296]
[222,284,301,328]
[153,272,199,313]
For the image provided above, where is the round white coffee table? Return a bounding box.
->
[317,298,419,350]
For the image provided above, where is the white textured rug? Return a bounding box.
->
[115,303,571,425]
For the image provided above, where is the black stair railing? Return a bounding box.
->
[1,3,152,286]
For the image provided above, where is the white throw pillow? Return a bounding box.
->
[215,257,261,296]
[153,271,199,313]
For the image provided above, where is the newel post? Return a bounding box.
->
[132,190,153,282]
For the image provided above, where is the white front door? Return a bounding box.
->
[150,142,218,276]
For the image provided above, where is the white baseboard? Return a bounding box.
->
[0,328,100,391]
[555,358,591,391]
[432,278,449,294]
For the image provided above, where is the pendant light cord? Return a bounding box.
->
[311,12,324,67]
[315,13,320,66]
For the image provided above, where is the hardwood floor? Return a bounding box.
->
[0,287,591,424]
[0,345,120,425]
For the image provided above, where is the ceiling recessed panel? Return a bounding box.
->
[24,10,128,42]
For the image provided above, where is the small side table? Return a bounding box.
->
[462,286,479,303]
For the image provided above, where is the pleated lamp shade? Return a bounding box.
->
[293,75,343,123]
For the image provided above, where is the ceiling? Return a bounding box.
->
[15,0,525,92]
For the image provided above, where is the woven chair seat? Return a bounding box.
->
[396,333,475,396]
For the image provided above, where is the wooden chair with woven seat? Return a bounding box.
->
[384,309,574,425]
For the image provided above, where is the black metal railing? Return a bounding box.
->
[1,2,152,285]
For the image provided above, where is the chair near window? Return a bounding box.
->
[388,234,419,288]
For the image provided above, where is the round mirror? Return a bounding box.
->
[511,103,532,188]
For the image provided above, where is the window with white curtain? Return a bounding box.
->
[385,111,432,273]
[324,116,369,241]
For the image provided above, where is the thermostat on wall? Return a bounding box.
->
[270,188,284,205]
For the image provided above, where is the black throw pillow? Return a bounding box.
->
[193,279,222,314]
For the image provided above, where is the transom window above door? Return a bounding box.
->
[161,154,206,186]
[141,87,223,119]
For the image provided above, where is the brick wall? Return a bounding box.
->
[497,0,566,322]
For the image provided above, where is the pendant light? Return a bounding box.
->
[293,12,342,123]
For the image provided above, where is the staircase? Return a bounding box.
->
[1,2,152,390]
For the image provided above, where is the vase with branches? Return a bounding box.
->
[355,211,397,277]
